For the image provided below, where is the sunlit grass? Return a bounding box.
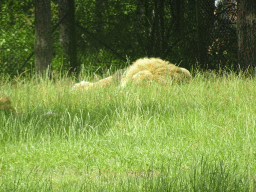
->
[0,71,256,191]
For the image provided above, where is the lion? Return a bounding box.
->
[72,57,191,90]
[0,95,16,113]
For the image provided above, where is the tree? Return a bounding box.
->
[195,0,215,68]
[237,0,256,69]
[58,0,78,74]
[58,0,70,56]
[35,0,52,74]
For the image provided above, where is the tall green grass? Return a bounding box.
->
[0,71,256,191]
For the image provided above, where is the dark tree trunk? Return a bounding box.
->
[69,0,78,73]
[158,0,165,57]
[133,0,144,55]
[237,0,256,70]
[144,0,151,56]
[58,0,69,55]
[196,0,215,69]
[58,0,78,74]
[35,0,52,74]
[148,0,166,58]
[68,0,78,74]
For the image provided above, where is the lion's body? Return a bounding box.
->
[0,95,16,113]
[120,58,191,87]
[72,57,191,90]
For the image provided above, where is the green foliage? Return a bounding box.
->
[0,0,35,74]
[0,0,239,76]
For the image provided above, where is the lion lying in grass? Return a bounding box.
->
[73,57,191,90]
[0,95,16,113]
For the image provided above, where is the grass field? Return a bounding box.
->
[0,71,256,191]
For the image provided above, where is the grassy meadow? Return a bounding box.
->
[0,70,256,191]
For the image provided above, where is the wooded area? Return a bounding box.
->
[0,0,255,76]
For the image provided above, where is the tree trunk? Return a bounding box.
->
[58,0,70,55]
[158,0,165,57]
[149,0,165,58]
[196,0,215,69]
[35,0,52,74]
[133,0,144,54]
[237,0,256,69]
[58,0,78,74]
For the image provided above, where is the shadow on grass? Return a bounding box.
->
[0,157,254,191]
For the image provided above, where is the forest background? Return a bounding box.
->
[1,0,255,77]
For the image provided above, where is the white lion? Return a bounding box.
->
[72,57,191,90]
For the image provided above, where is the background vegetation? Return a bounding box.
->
[0,0,249,76]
